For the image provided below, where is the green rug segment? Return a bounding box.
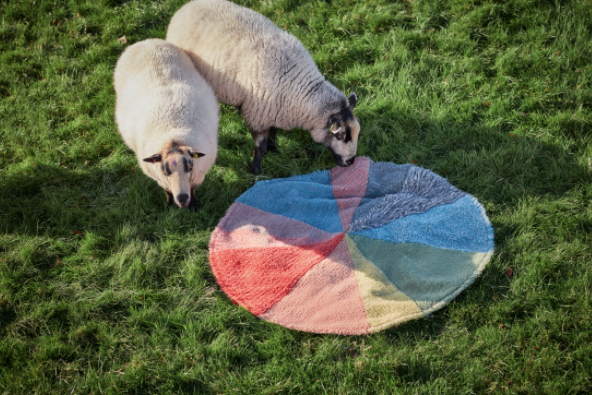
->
[348,234,491,312]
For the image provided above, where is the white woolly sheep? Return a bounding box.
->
[114,38,219,211]
[166,0,361,174]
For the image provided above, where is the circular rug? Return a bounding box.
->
[209,157,494,335]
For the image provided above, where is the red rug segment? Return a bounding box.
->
[260,238,371,335]
[330,157,370,231]
[210,234,344,315]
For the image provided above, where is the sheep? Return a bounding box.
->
[166,0,361,174]
[113,38,219,211]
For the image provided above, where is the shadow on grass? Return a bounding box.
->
[2,104,587,341]
[348,104,589,340]
[0,161,246,307]
[0,161,248,240]
[0,302,17,338]
[1,104,588,369]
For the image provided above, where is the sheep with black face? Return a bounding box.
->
[114,39,219,210]
[166,0,361,174]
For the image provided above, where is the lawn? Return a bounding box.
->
[1,0,591,393]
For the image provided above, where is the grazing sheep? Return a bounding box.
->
[114,38,219,211]
[166,0,361,174]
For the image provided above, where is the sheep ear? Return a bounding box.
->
[191,151,206,159]
[348,92,357,108]
[143,153,162,164]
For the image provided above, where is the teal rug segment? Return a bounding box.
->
[348,234,492,312]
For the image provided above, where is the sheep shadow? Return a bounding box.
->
[0,159,251,294]
[0,161,248,241]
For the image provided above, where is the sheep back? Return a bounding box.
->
[166,0,341,134]
[113,38,219,189]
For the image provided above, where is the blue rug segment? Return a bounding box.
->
[236,171,344,234]
[286,169,333,185]
[351,165,466,231]
[350,195,494,253]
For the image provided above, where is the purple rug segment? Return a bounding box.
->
[350,166,466,231]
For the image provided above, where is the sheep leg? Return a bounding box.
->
[266,127,278,154]
[249,130,269,175]
[165,190,174,206]
[188,189,199,212]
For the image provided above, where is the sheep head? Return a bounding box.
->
[321,92,360,167]
[143,142,205,209]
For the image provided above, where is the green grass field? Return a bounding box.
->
[1,0,591,393]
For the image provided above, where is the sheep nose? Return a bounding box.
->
[177,193,189,205]
[345,157,355,166]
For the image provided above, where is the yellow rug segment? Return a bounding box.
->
[345,235,423,331]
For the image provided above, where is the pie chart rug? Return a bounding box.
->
[209,157,494,335]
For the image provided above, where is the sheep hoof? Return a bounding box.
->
[188,193,199,212]
[249,164,261,175]
[165,190,174,206]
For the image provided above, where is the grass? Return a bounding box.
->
[1,0,591,393]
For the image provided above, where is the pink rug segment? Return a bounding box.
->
[210,234,344,315]
[210,203,339,251]
[260,238,371,335]
[330,157,370,231]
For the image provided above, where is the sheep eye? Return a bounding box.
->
[183,157,193,173]
[162,162,172,176]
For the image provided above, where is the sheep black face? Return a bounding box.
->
[143,144,205,211]
[322,93,361,167]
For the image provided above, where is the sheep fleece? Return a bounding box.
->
[113,38,219,192]
[166,0,347,136]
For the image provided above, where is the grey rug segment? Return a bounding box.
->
[350,165,466,231]
[363,162,412,199]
